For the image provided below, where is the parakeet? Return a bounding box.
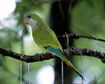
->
[23,13,84,79]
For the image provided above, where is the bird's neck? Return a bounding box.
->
[29,19,39,30]
[31,25,39,30]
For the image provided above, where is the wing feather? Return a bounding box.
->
[32,27,63,51]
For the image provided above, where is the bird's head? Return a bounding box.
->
[23,13,39,29]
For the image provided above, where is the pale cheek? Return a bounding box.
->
[28,19,39,30]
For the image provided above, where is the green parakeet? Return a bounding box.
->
[23,13,84,79]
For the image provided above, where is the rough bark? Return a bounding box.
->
[0,47,105,63]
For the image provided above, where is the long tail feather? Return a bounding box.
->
[61,58,84,80]
[43,46,84,79]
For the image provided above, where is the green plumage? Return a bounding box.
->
[24,13,84,79]
[32,27,62,50]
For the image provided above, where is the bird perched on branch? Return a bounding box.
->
[23,12,84,79]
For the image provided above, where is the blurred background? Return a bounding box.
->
[0,0,105,84]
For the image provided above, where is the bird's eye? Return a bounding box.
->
[27,15,31,18]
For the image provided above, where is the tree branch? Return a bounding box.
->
[58,34,105,43]
[0,34,105,63]
[0,48,56,63]
[70,47,105,63]
[0,47,105,63]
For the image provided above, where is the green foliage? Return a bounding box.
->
[72,0,105,35]
[0,0,52,84]
[0,0,105,83]
[72,0,105,83]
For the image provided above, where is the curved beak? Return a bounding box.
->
[23,18,29,24]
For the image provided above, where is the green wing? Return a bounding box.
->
[32,27,63,51]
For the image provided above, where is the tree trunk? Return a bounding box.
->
[50,0,78,84]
